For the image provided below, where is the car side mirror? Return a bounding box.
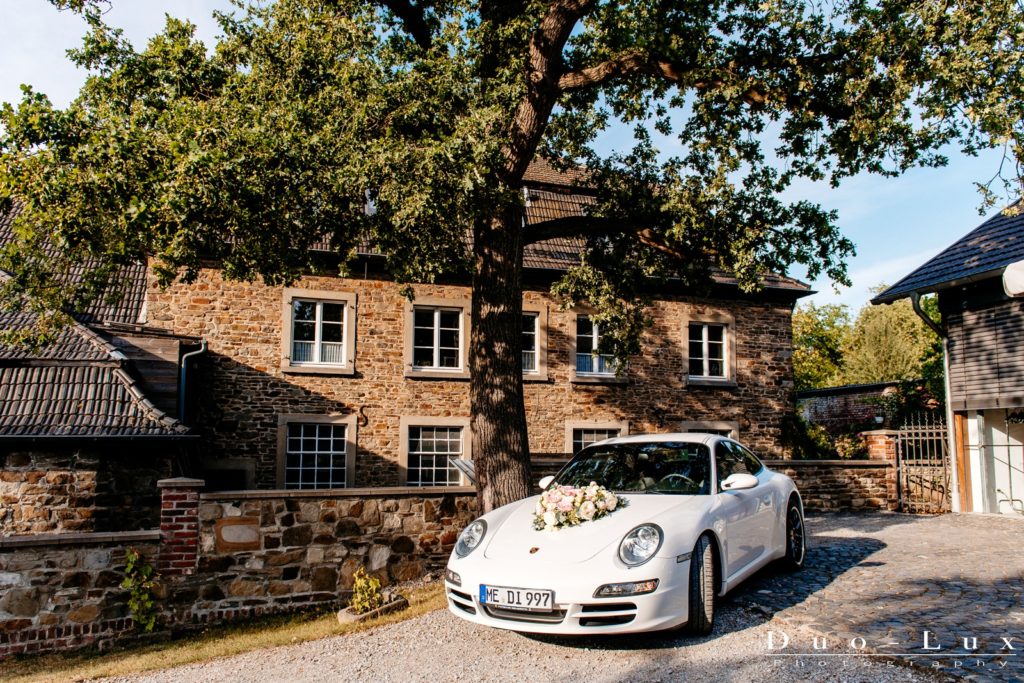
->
[538,475,555,490]
[721,473,759,491]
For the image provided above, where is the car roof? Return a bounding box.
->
[595,432,723,447]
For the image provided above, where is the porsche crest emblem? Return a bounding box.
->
[529,547,540,554]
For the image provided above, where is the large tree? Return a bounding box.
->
[2,0,1022,510]
[792,302,850,390]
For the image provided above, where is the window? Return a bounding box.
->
[572,427,622,453]
[399,417,471,486]
[281,288,356,375]
[276,413,357,489]
[292,300,347,365]
[576,315,617,375]
[408,426,464,486]
[688,322,726,378]
[404,298,470,378]
[564,420,629,454]
[714,440,764,490]
[413,307,462,370]
[522,313,539,373]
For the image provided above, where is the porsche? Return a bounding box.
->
[444,433,805,635]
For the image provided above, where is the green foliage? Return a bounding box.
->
[349,567,384,615]
[841,289,934,385]
[792,303,850,390]
[3,0,1021,505]
[781,413,868,460]
[120,547,159,632]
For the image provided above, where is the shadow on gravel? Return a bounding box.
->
[518,533,886,652]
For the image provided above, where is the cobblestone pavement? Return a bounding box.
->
[729,512,1024,681]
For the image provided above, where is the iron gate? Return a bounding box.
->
[896,413,950,513]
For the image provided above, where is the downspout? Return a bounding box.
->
[178,341,208,426]
[910,292,961,512]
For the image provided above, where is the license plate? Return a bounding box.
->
[479,585,554,612]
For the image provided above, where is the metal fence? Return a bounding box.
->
[896,412,950,514]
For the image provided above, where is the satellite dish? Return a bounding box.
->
[1003,260,1024,297]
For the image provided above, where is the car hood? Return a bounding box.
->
[482,493,710,564]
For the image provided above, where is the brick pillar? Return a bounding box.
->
[860,430,899,510]
[860,430,898,461]
[157,477,204,576]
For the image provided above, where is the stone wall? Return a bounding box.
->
[764,459,897,511]
[0,479,477,660]
[0,447,174,535]
[146,267,798,488]
[176,485,477,625]
[0,532,159,658]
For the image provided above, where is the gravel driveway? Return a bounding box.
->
[103,511,1024,683]
[105,599,937,683]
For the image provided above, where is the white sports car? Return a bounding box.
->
[445,433,805,635]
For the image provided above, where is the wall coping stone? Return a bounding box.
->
[764,459,895,468]
[157,477,206,489]
[0,529,160,549]
[858,430,901,436]
[200,486,477,501]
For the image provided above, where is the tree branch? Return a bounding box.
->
[558,51,694,91]
[376,0,432,50]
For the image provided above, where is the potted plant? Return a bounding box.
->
[337,568,408,624]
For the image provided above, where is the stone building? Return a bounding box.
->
[143,165,810,490]
[2,164,811,499]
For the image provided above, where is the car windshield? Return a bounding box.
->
[554,442,712,495]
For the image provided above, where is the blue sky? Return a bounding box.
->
[1,0,1010,312]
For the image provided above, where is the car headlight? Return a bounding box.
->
[618,524,663,566]
[455,519,487,558]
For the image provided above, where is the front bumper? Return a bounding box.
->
[445,555,690,635]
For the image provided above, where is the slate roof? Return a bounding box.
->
[0,214,187,439]
[874,201,1024,304]
[0,206,147,326]
[0,364,189,437]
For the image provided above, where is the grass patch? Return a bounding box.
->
[4,583,446,683]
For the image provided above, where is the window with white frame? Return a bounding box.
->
[688,322,727,379]
[407,426,464,486]
[413,307,462,370]
[576,315,616,375]
[522,313,539,373]
[284,422,348,489]
[572,427,622,453]
[291,300,347,366]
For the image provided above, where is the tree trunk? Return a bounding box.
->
[470,209,533,513]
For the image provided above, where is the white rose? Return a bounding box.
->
[605,495,617,511]
[579,501,597,521]
[543,510,558,527]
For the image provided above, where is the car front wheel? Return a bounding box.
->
[683,534,715,635]
[780,499,806,571]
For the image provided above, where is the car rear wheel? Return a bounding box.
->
[780,499,806,571]
[683,534,715,635]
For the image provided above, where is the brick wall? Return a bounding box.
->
[146,268,797,488]
[0,448,173,535]
[797,383,899,434]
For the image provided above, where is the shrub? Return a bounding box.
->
[121,547,159,632]
[350,567,384,615]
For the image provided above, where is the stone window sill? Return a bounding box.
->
[571,374,628,385]
[686,377,738,389]
[404,368,470,381]
[280,362,355,376]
